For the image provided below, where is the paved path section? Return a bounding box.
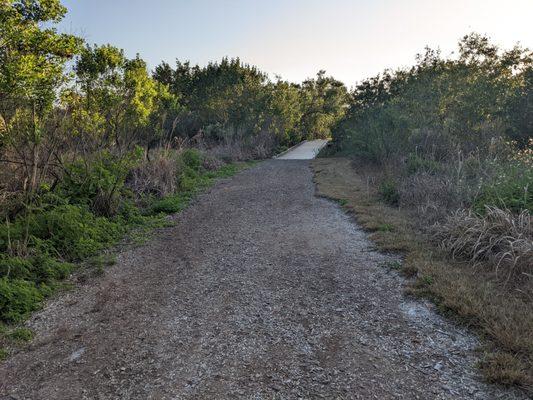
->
[277,139,329,159]
[0,161,526,399]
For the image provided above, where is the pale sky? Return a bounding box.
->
[58,0,533,85]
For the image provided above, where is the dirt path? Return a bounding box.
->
[0,161,526,399]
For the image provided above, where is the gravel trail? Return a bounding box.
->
[0,160,526,399]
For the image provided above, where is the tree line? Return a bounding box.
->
[0,0,348,205]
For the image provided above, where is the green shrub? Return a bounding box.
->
[379,179,400,206]
[27,205,123,260]
[179,162,218,193]
[473,161,532,213]
[30,254,74,283]
[118,199,145,225]
[0,278,43,323]
[150,194,187,214]
[7,327,34,342]
[275,145,288,154]
[0,220,25,253]
[0,203,122,263]
[0,255,72,284]
[406,153,442,175]
[181,149,203,171]
[0,257,33,280]
[60,149,142,216]
[178,168,201,192]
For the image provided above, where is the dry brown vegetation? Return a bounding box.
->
[127,151,179,198]
[435,208,532,282]
[312,157,533,392]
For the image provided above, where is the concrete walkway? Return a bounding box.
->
[277,139,328,160]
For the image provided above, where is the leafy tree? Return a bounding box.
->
[0,0,82,193]
[298,71,348,139]
[74,46,179,153]
[264,79,303,144]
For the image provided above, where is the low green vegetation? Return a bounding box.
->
[379,260,402,271]
[0,146,248,348]
[472,159,533,214]
[6,327,34,342]
[337,199,348,207]
[86,254,117,276]
[378,179,400,206]
[377,223,393,232]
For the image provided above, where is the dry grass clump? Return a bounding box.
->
[201,154,226,171]
[127,152,178,197]
[398,172,470,225]
[480,352,532,387]
[206,142,248,162]
[435,207,533,282]
[204,131,277,162]
[247,131,277,159]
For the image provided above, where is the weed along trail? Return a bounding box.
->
[0,158,527,399]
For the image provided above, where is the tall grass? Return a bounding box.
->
[435,207,532,282]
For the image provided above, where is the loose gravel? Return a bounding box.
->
[0,160,527,399]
